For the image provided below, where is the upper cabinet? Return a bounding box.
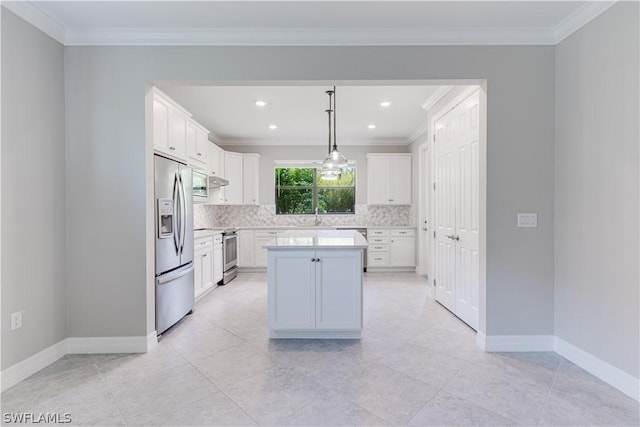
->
[209,142,223,176]
[366,153,412,205]
[210,151,260,206]
[243,154,260,205]
[186,119,210,170]
[152,87,210,171]
[151,87,260,206]
[152,88,191,162]
[222,152,244,204]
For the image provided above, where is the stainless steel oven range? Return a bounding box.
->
[221,229,238,284]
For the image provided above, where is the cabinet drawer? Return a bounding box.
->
[368,252,389,266]
[369,236,389,244]
[213,234,223,244]
[255,230,281,238]
[369,244,389,252]
[195,237,213,251]
[368,229,389,237]
[391,229,415,237]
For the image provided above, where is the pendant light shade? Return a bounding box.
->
[320,86,347,177]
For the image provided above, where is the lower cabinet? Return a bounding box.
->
[255,230,281,267]
[194,237,214,299]
[367,228,416,268]
[213,234,223,285]
[268,250,362,333]
[238,230,255,267]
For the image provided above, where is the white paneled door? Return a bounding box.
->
[434,90,480,330]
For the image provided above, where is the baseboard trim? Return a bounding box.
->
[146,331,158,351]
[66,335,151,354]
[554,337,639,402]
[0,339,67,392]
[476,332,555,352]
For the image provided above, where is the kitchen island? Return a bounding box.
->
[263,229,368,339]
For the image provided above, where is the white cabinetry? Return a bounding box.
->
[254,230,280,267]
[238,229,255,267]
[213,234,223,285]
[211,152,261,206]
[151,87,213,171]
[243,154,260,205]
[186,119,209,170]
[209,143,223,176]
[367,228,415,269]
[194,237,214,299]
[152,88,192,162]
[390,230,416,267]
[268,250,362,336]
[366,154,412,205]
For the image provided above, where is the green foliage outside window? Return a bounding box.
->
[275,167,355,215]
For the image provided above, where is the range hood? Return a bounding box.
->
[208,175,229,188]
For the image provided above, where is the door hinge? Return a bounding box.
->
[433,231,436,239]
[434,278,437,287]
[433,182,436,191]
[433,134,436,142]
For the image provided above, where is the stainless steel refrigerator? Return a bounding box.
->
[155,154,194,335]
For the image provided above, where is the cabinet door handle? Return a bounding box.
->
[197,152,202,156]
[169,146,176,151]
[203,253,207,257]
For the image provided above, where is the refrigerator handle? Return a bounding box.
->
[157,263,194,284]
[178,172,187,254]
[172,172,180,256]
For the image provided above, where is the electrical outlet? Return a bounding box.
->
[10,311,23,331]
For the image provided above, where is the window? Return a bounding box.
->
[275,167,355,215]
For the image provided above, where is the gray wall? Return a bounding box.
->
[555,2,639,377]
[219,144,410,205]
[1,10,66,369]
[64,44,555,338]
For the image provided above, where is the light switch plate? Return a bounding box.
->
[517,213,537,228]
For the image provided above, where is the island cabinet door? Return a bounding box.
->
[268,251,316,330]
[315,250,362,330]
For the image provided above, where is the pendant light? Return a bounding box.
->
[320,87,348,179]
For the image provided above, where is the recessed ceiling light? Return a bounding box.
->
[269,124,278,130]
[255,100,267,107]
[368,124,376,129]
[379,101,391,107]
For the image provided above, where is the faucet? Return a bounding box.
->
[314,206,322,226]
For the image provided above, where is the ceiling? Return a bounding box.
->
[4,1,617,46]
[158,85,447,145]
[3,1,617,144]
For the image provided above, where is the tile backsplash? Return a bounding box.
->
[194,204,415,229]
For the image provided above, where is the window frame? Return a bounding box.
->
[275,166,356,215]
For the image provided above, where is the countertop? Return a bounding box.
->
[194,229,225,239]
[262,229,368,250]
[226,225,416,230]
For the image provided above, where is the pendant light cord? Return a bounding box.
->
[332,86,337,151]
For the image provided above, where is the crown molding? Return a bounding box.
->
[422,86,455,113]
[3,0,619,47]
[2,1,65,44]
[405,85,455,144]
[64,27,558,46]
[220,138,409,146]
[554,1,618,43]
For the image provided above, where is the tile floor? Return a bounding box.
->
[2,272,638,426]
